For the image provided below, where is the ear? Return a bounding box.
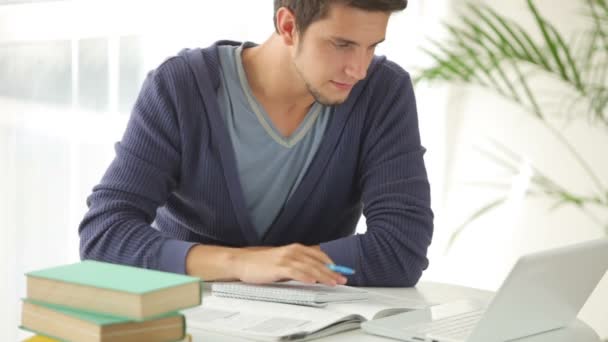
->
[275,7,298,47]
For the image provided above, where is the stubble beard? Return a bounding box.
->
[293,44,347,107]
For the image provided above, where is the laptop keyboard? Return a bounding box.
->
[406,309,485,341]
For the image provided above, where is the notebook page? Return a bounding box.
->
[211,281,368,306]
[326,290,430,320]
[184,296,364,341]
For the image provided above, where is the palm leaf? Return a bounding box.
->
[460,16,523,99]
[429,39,486,84]
[445,24,507,95]
[446,197,508,252]
[482,5,548,66]
[526,0,572,83]
[446,138,607,250]
[419,0,608,247]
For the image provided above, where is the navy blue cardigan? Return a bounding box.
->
[79,41,434,286]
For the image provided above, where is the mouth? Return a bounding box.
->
[330,81,354,91]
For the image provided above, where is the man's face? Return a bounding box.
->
[292,4,390,106]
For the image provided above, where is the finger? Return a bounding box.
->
[289,244,334,265]
[284,247,347,284]
[294,247,348,283]
[306,257,347,284]
[278,265,317,284]
[287,260,342,286]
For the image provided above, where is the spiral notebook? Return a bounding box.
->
[211,281,369,307]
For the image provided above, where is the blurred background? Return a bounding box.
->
[1,0,606,340]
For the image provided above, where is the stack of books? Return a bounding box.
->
[20,260,201,342]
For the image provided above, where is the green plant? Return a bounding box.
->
[415,0,608,248]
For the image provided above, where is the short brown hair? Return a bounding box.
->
[273,0,407,35]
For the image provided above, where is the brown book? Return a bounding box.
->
[21,300,186,342]
[26,260,201,320]
[22,334,192,342]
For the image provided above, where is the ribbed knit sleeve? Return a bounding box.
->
[320,63,434,286]
[79,59,197,273]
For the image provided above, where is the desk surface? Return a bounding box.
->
[189,281,600,342]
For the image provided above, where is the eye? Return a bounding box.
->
[333,41,350,49]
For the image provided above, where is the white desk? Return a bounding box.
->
[189,281,600,342]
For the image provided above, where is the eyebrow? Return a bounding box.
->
[331,37,386,47]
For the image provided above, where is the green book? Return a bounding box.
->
[26,260,202,320]
[21,299,186,342]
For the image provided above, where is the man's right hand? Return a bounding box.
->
[185,243,347,286]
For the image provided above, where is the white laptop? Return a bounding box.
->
[362,238,608,342]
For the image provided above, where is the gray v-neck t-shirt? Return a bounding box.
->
[216,43,332,237]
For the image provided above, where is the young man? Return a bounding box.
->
[79,0,433,287]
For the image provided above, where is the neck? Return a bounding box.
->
[241,35,315,114]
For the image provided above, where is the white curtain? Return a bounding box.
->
[0,1,449,340]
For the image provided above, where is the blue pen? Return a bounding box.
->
[327,264,356,275]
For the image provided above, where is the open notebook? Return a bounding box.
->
[211,281,369,307]
[185,282,430,341]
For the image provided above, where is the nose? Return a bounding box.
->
[344,49,370,81]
